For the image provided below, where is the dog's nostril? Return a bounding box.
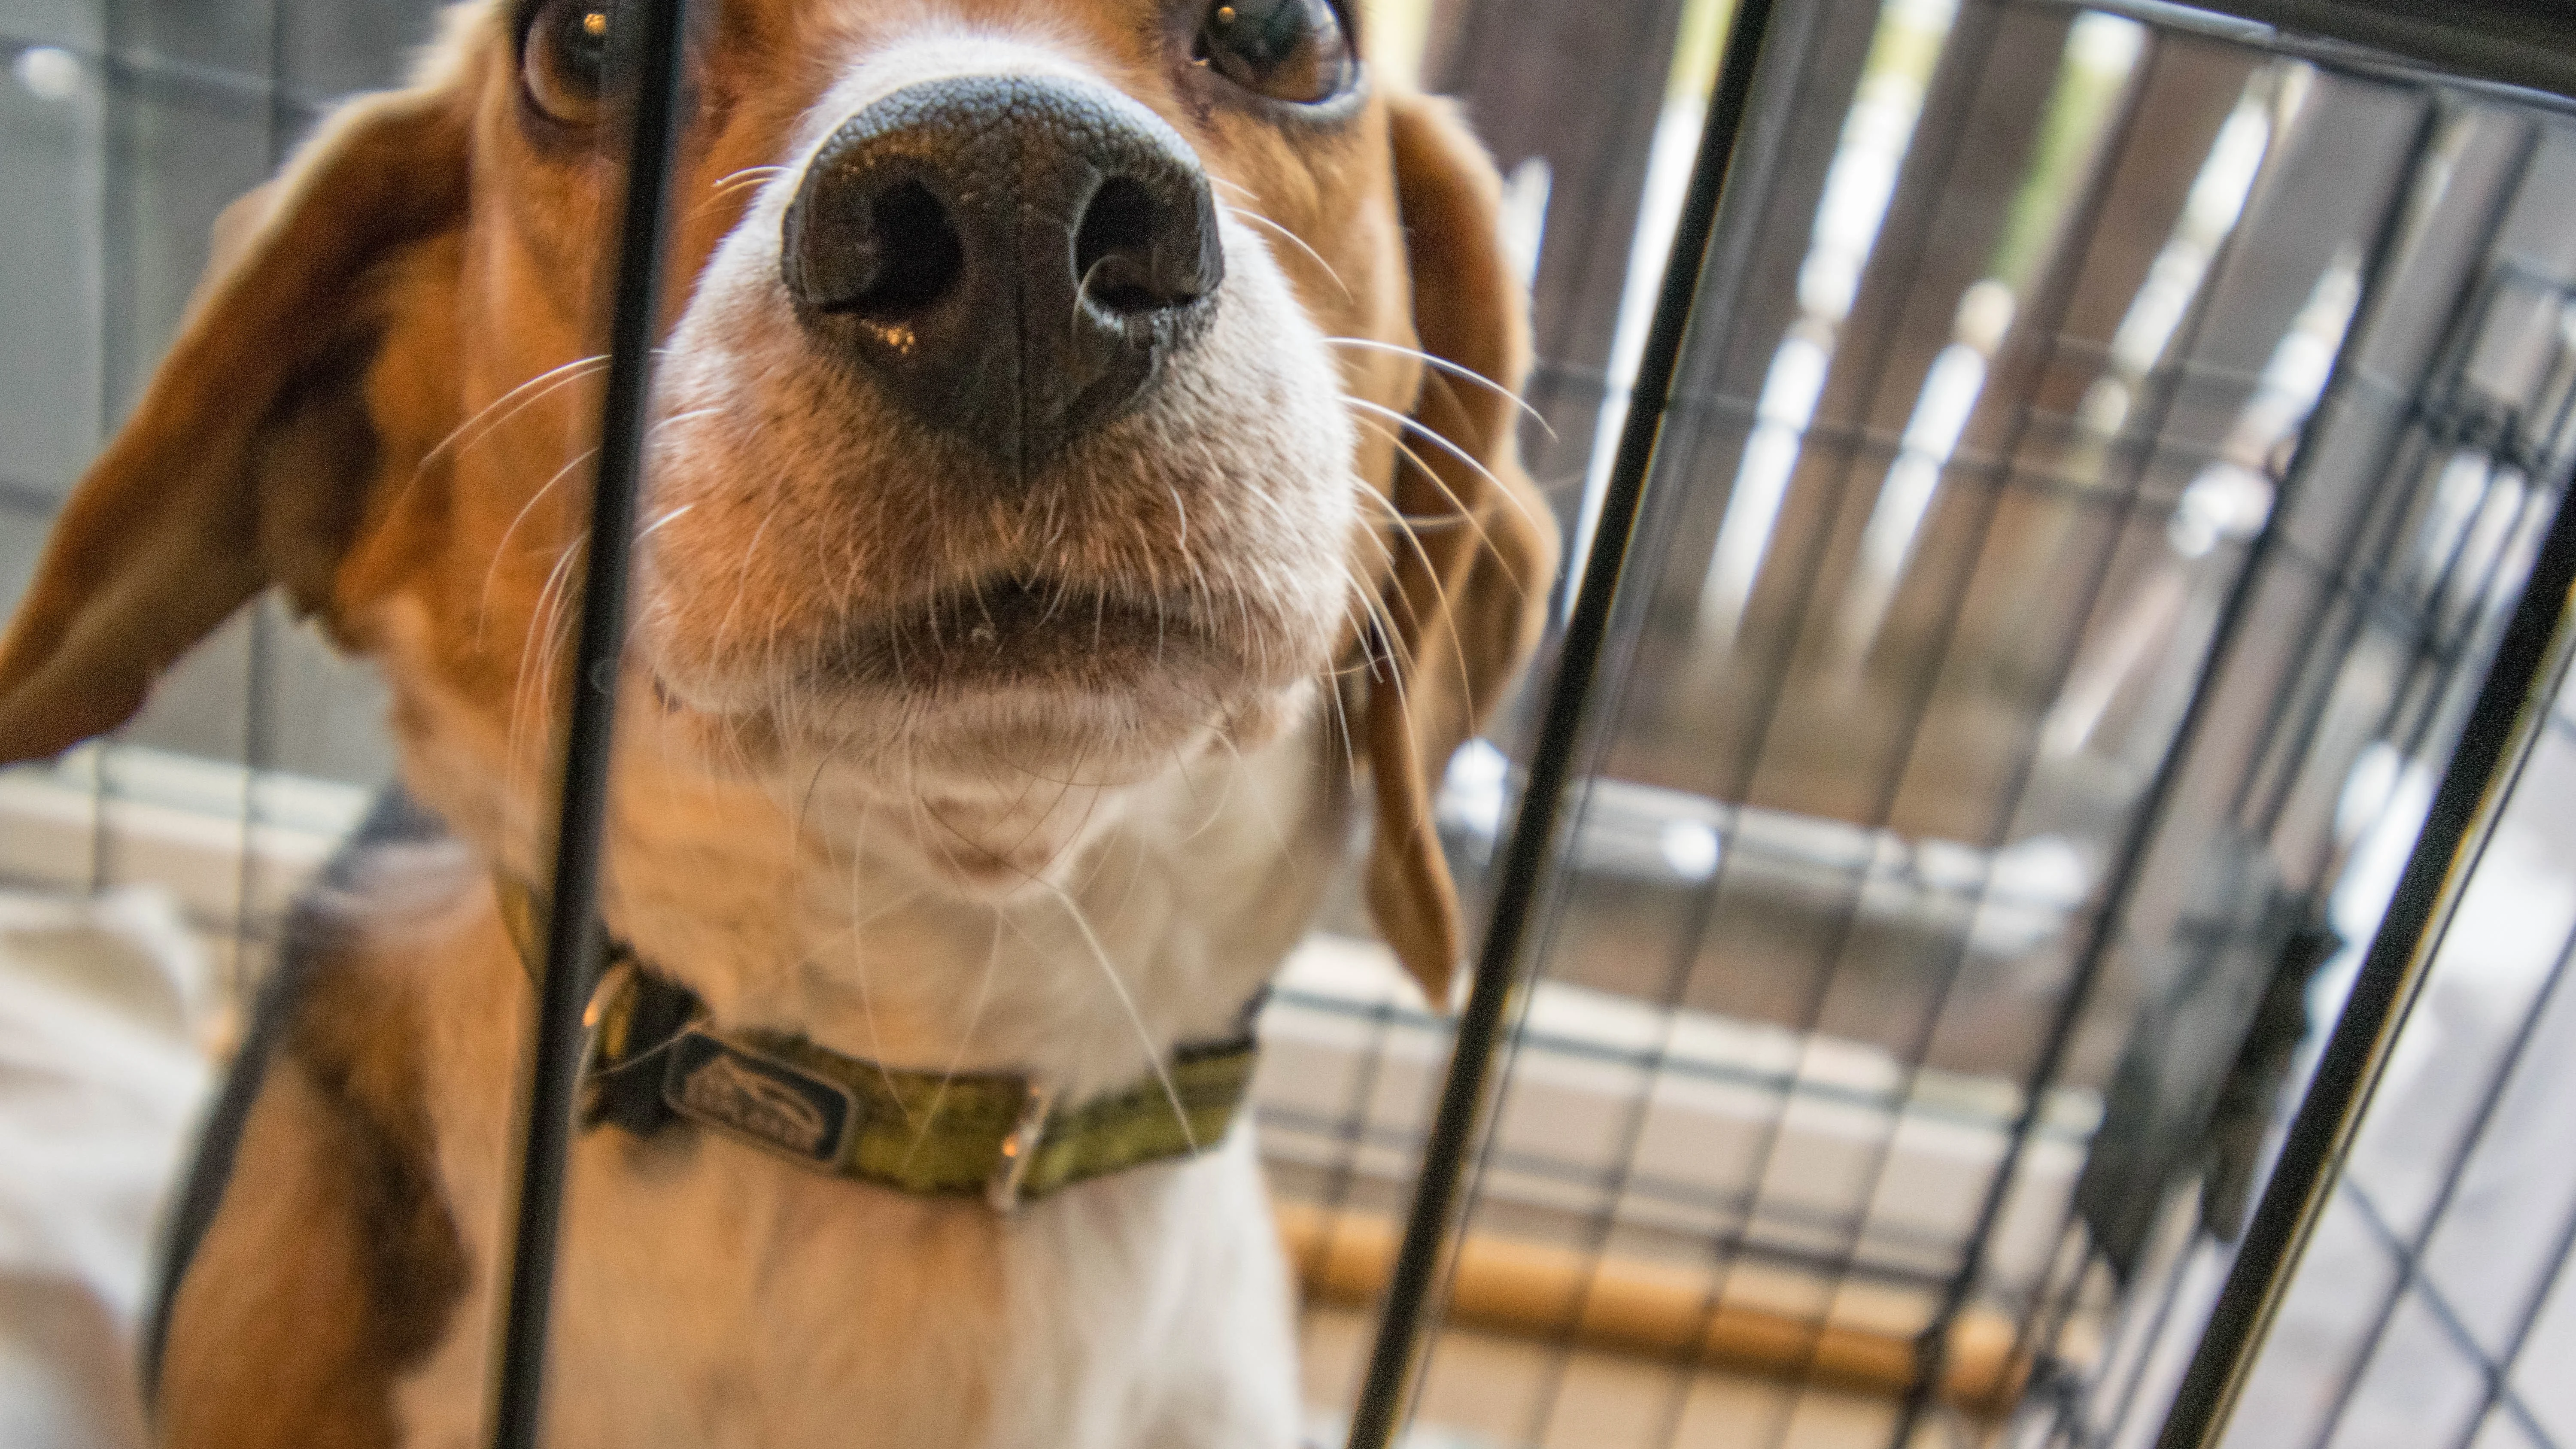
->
[1074,178,1157,313]
[1075,176,1206,316]
[855,180,964,317]
[790,177,965,319]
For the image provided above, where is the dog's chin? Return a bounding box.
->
[815,576,1235,696]
[654,574,1318,756]
[653,674,1308,897]
[643,583,1318,888]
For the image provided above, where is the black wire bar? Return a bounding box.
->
[1338,0,1783,1442]
[2445,1042,2576,1449]
[2237,296,2546,861]
[2052,0,2576,110]
[486,3,695,1447]
[86,0,137,899]
[2333,1181,2564,1448]
[2030,268,2571,1446]
[1801,57,2291,1449]
[1391,14,2310,1445]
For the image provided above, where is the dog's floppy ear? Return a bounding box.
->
[1363,94,1561,1008]
[0,81,471,766]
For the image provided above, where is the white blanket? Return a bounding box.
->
[0,887,212,1449]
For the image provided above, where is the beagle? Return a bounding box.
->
[0,0,1555,1445]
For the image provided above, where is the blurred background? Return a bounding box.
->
[5,1,2576,1447]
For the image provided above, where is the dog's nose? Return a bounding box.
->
[782,75,1224,472]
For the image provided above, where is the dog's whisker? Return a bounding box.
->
[1349,432,1498,531]
[992,772,1069,866]
[504,533,590,841]
[1352,416,1481,526]
[1346,400,1546,621]
[1342,393,1533,535]
[1189,731,1281,853]
[712,502,786,661]
[1219,204,1352,301]
[1028,880,1199,1152]
[1349,421,1492,621]
[646,405,725,436]
[1322,335,1558,440]
[635,502,696,542]
[524,545,588,761]
[422,354,611,472]
[1341,391,1529,522]
[1320,653,1365,781]
[901,914,1004,1168]
[477,444,601,643]
[902,738,985,895]
[1340,576,1424,693]
[1352,562,1452,718]
[1073,254,1118,325]
[1333,506,1446,731]
[1084,819,1145,942]
[697,166,787,212]
[790,754,832,861]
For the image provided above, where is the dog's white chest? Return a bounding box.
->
[397,1122,1301,1449]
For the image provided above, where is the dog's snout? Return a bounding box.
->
[783,75,1224,471]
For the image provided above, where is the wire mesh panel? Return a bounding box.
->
[2022,253,2576,1449]
[2166,640,2576,1447]
[0,1,419,1006]
[1297,3,2576,1448]
[2213,663,2576,1448]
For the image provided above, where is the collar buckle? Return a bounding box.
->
[986,1082,1057,1214]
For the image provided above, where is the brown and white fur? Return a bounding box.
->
[0,2,1556,1445]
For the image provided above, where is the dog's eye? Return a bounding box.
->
[523,0,619,126]
[1194,0,1354,105]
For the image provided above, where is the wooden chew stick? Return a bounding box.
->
[1277,1201,2026,1414]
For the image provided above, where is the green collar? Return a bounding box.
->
[495,878,1260,1211]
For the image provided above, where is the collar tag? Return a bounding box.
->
[661,1030,856,1166]
[985,1083,1057,1214]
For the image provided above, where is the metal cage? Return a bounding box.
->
[6,1,2576,1448]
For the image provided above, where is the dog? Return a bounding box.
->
[0,0,1555,1444]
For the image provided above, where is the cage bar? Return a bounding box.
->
[485,3,696,1446]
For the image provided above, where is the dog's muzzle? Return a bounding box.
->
[782,74,1225,474]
